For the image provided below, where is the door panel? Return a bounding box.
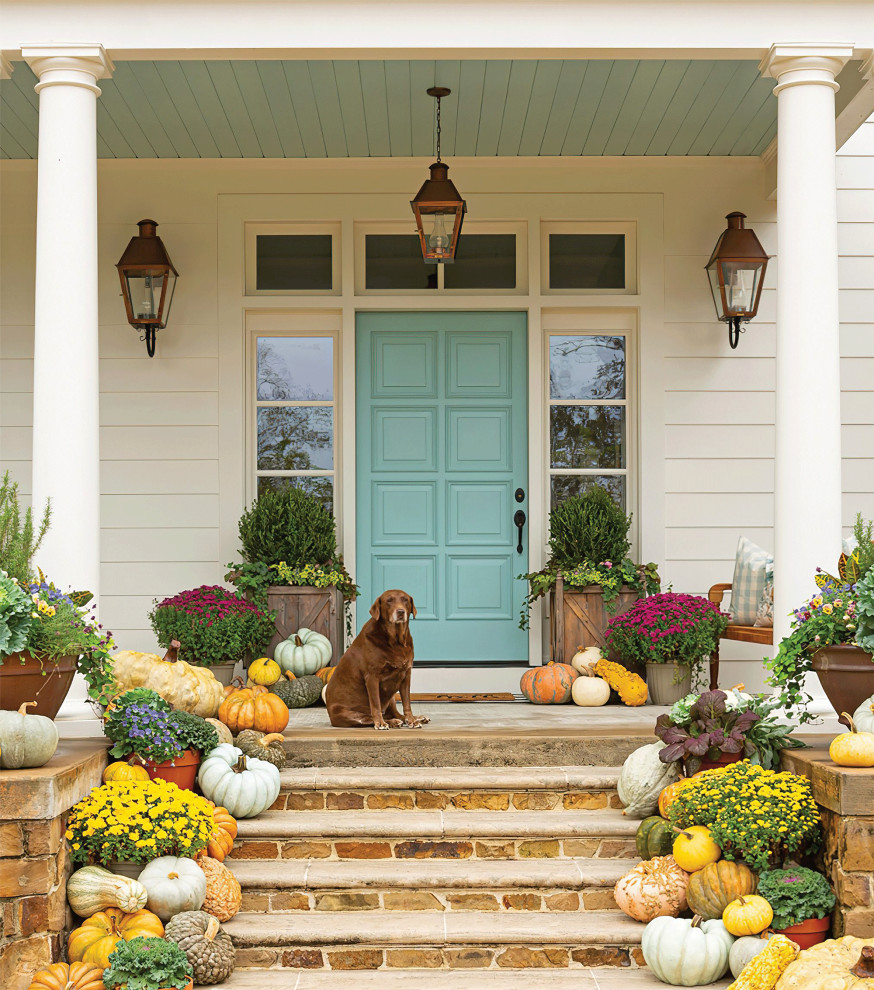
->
[356,312,528,662]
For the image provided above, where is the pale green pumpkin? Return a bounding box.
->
[273,628,332,676]
[0,701,59,769]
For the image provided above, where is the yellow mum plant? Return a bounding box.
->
[66,780,214,866]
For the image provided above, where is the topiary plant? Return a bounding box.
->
[547,484,631,570]
[237,486,337,568]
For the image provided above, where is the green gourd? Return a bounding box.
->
[273,628,332,676]
[269,674,323,709]
[165,910,235,986]
[235,730,286,769]
[636,816,675,859]
[0,701,59,769]
[67,866,148,916]
[617,742,680,819]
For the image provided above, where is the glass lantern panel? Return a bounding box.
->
[162,272,177,326]
[707,264,725,320]
[125,273,166,322]
[719,261,763,316]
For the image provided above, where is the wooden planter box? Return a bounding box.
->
[549,574,640,666]
[266,585,345,664]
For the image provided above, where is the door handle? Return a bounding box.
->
[513,509,526,555]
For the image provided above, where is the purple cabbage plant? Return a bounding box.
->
[655,689,760,774]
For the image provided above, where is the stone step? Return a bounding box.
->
[273,766,622,812]
[230,809,639,861]
[230,857,626,912]
[223,909,649,970]
[216,970,730,989]
[280,726,654,768]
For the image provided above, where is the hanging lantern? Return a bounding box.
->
[411,87,466,263]
[116,219,178,357]
[705,212,769,349]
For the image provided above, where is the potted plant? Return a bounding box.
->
[667,760,822,873]
[0,473,117,716]
[103,689,219,789]
[519,485,660,666]
[66,777,214,875]
[756,867,836,949]
[103,936,194,990]
[225,486,359,659]
[149,585,275,685]
[655,688,806,774]
[767,514,874,720]
[604,592,728,704]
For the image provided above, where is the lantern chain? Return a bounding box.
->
[435,95,442,162]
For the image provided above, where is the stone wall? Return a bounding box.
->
[781,748,874,938]
[0,742,106,990]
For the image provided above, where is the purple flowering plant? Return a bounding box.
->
[605,592,728,675]
[149,585,275,668]
[103,688,183,764]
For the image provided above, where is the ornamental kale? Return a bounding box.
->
[166,710,219,755]
[856,566,874,654]
[103,936,193,990]
[0,570,33,655]
[150,585,275,667]
[756,867,836,929]
[103,689,183,764]
[605,592,728,671]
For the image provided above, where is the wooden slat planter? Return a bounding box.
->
[550,574,640,666]
[267,586,345,663]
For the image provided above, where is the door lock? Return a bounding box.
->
[513,509,526,555]
[515,488,525,503]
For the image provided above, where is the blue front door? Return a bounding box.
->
[356,312,529,662]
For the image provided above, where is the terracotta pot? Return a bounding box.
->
[645,662,692,706]
[695,751,746,773]
[775,914,831,950]
[142,748,200,790]
[107,980,193,990]
[0,652,78,718]
[811,645,874,717]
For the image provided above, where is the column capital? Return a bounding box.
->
[21,43,113,96]
[760,43,855,95]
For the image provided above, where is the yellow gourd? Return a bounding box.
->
[594,658,648,706]
[112,644,224,717]
[246,656,282,686]
[726,934,798,990]
[829,715,874,768]
[775,936,874,990]
[723,894,774,936]
[672,825,721,872]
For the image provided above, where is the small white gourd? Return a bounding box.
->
[571,668,611,707]
[67,865,148,916]
[617,742,681,819]
[570,645,603,675]
[852,694,874,734]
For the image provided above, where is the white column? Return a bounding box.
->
[22,44,113,597]
[761,43,853,644]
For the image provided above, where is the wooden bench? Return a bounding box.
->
[707,583,773,690]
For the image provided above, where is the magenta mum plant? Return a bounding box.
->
[605,592,728,670]
[149,585,275,667]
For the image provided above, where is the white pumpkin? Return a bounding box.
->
[273,628,332,676]
[0,701,59,769]
[198,743,281,818]
[617,742,680,819]
[138,856,207,921]
[570,645,603,675]
[642,916,735,986]
[852,694,874,734]
[571,669,611,707]
[729,933,776,978]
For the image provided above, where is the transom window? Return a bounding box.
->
[255,334,337,512]
[541,222,637,294]
[547,330,630,510]
[245,223,341,295]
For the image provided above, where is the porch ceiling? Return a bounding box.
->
[0,58,778,160]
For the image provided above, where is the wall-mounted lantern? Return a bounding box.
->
[705,212,769,349]
[116,219,178,357]
[410,87,466,263]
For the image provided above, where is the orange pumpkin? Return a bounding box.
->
[614,855,690,923]
[315,666,335,687]
[218,687,289,733]
[102,761,149,784]
[27,962,106,990]
[658,778,692,818]
[206,804,238,862]
[68,907,164,968]
[520,662,578,704]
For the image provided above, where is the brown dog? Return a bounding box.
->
[325,589,430,730]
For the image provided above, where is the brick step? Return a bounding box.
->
[222,909,649,970]
[273,766,621,812]
[230,857,626,912]
[230,810,639,861]
[216,969,730,989]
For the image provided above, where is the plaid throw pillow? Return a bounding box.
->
[729,536,773,626]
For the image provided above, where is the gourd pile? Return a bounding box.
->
[519,646,648,707]
[612,741,847,988]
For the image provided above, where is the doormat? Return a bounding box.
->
[398,692,517,703]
